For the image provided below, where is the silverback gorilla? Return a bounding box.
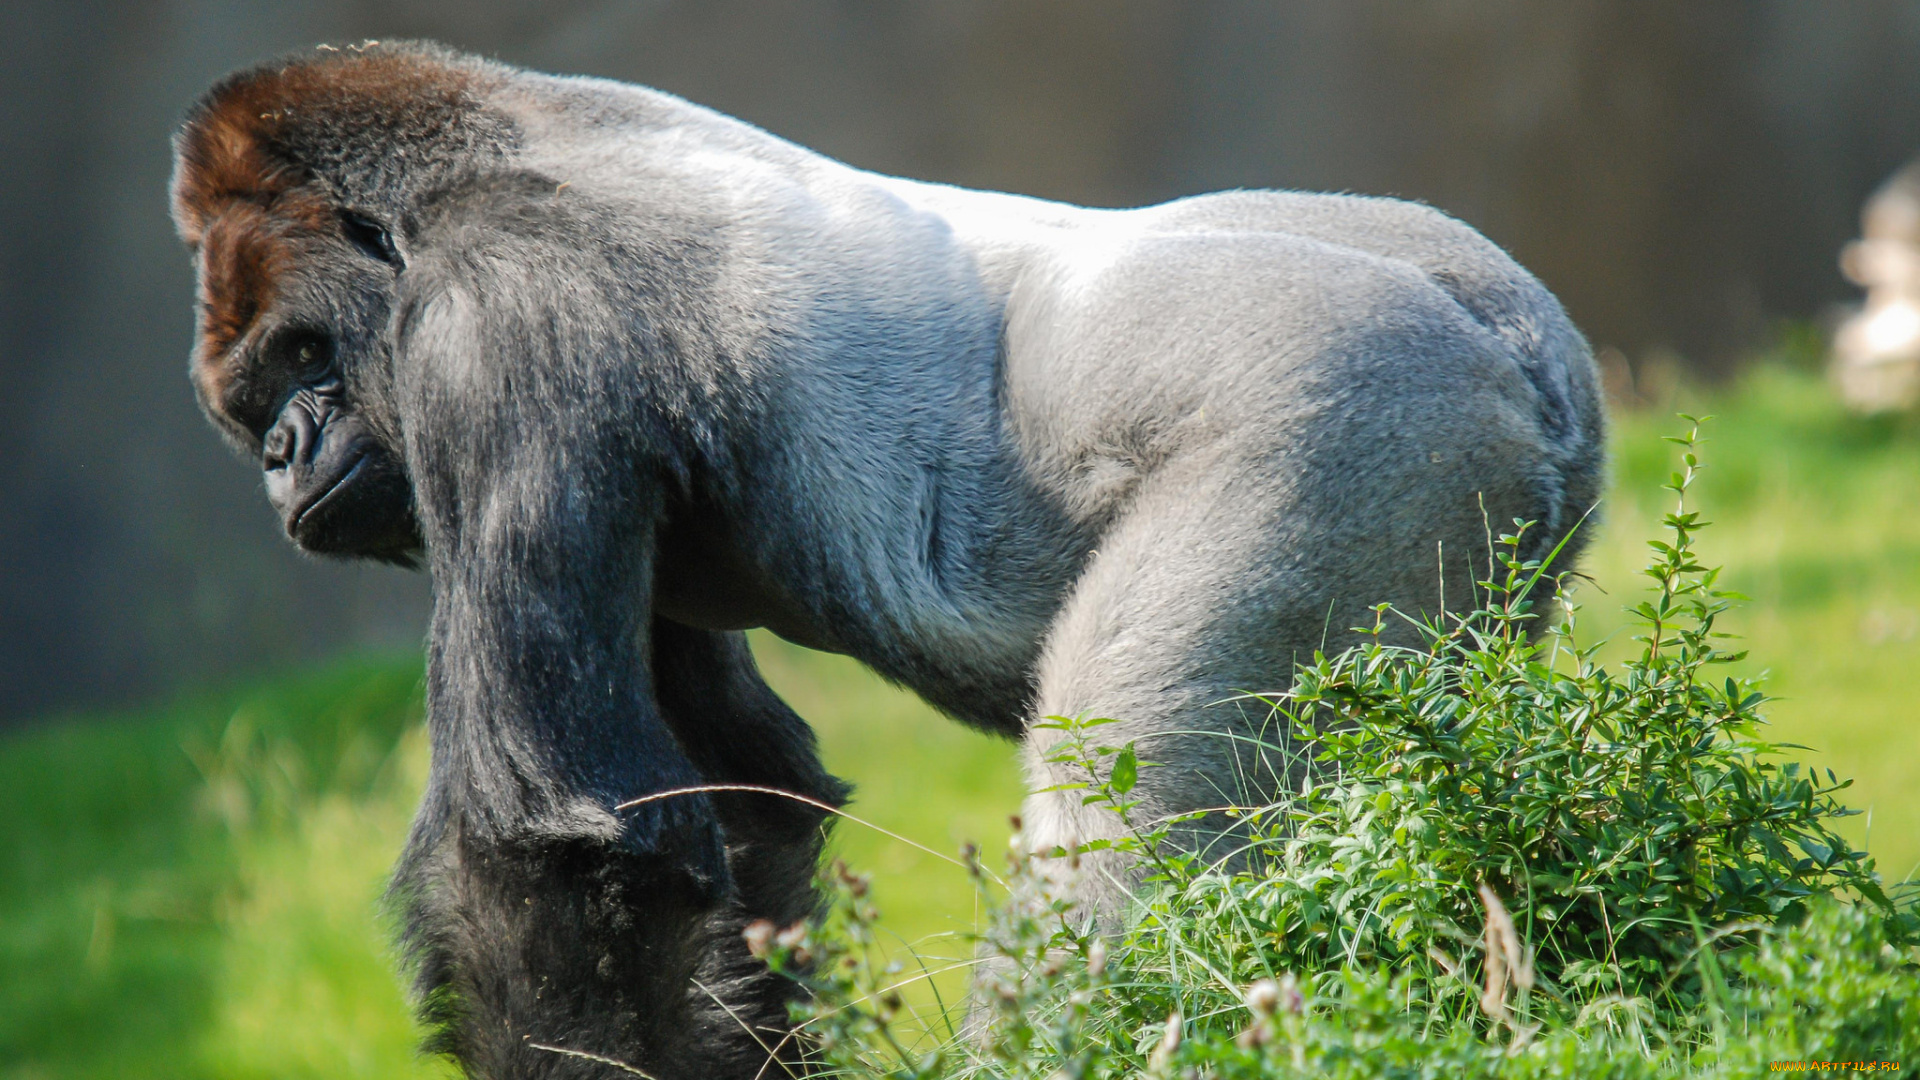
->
[170,42,1602,1079]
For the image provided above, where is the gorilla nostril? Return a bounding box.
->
[263,424,294,471]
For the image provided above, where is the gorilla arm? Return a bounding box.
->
[391,186,727,898]
[377,181,850,1075]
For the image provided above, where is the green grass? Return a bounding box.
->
[1581,363,1920,887]
[751,639,1024,1019]
[2,361,1916,1076]
[0,660,447,1079]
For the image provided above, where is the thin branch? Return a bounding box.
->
[527,1042,658,1078]
[615,783,996,882]
[689,977,797,1080]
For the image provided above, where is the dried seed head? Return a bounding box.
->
[1279,972,1304,1014]
[831,858,871,897]
[1085,938,1108,978]
[1244,977,1280,1017]
[1148,1010,1183,1068]
[774,921,808,951]
[742,919,776,959]
[774,920,813,962]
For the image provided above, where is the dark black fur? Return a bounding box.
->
[394,621,845,1078]
[386,169,849,1075]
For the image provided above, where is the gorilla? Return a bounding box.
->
[170,41,1602,1079]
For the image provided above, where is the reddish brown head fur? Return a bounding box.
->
[171,43,500,432]
[171,42,483,240]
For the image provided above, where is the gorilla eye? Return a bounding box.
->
[295,340,331,381]
[339,210,402,269]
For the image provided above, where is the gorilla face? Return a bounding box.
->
[180,191,424,566]
[257,333,420,563]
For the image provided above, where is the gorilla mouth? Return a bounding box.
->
[287,453,368,535]
[278,447,423,565]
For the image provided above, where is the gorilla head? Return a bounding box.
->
[172,58,431,564]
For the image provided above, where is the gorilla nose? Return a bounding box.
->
[263,403,318,473]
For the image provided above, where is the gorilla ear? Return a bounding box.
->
[340,209,404,268]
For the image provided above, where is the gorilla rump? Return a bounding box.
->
[170,41,1604,1080]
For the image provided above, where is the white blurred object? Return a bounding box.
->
[1832,161,1920,411]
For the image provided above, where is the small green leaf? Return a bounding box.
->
[1109,744,1138,795]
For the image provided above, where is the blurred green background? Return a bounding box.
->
[3,358,1917,1078]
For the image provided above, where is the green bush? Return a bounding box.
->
[758,419,1920,1078]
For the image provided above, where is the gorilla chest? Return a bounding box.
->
[652,504,832,650]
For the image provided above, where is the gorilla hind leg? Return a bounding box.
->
[650,619,851,927]
[1020,429,1551,917]
[651,620,852,1072]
